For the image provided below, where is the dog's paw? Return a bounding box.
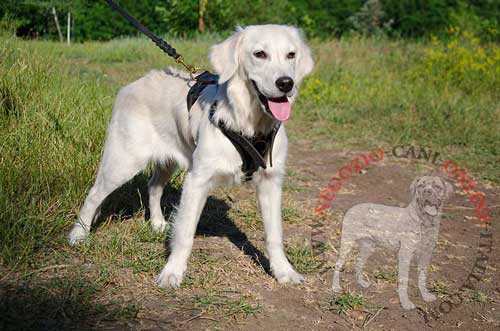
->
[275,269,304,284]
[157,264,184,288]
[400,300,416,310]
[150,218,167,233]
[68,224,88,246]
[332,285,343,292]
[421,292,437,302]
[332,273,342,292]
[357,276,371,289]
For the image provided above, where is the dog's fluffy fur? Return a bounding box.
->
[68,25,314,288]
[332,176,453,309]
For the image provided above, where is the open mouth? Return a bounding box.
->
[252,81,291,121]
[423,199,440,216]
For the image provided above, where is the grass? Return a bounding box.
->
[0,268,139,330]
[286,246,322,274]
[2,32,499,268]
[430,282,494,304]
[192,291,260,319]
[467,290,493,303]
[1,31,499,327]
[373,270,398,283]
[431,281,455,297]
[329,292,365,314]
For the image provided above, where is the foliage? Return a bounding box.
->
[0,13,27,37]
[329,292,365,314]
[349,0,393,35]
[1,0,500,41]
[416,29,500,94]
[0,0,167,41]
[447,0,500,42]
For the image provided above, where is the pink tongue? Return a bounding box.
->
[267,99,291,121]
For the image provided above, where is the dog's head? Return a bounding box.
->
[410,176,453,217]
[210,25,314,121]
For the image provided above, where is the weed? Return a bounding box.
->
[431,281,454,297]
[329,292,365,314]
[467,290,493,303]
[192,291,259,319]
[286,246,322,274]
[373,270,398,282]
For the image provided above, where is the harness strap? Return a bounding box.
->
[187,71,219,110]
[209,102,281,181]
[187,71,280,181]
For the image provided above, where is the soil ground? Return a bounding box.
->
[1,139,498,331]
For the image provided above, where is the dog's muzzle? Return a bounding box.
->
[418,190,442,216]
[251,81,291,122]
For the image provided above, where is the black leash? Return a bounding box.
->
[104,0,200,75]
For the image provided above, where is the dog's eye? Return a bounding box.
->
[287,52,296,59]
[253,51,267,59]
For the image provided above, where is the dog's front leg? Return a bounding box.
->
[256,175,304,284]
[417,244,437,302]
[397,244,417,310]
[157,172,210,288]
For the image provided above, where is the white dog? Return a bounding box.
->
[68,25,314,288]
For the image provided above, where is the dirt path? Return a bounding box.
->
[137,140,499,330]
[193,140,499,331]
[249,140,500,331]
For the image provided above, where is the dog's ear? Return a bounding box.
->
[440,178,454,198]
[210,28,243,84]
[410,177,422,197]
[292,28,314,83]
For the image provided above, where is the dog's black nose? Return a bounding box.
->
[275,76,294,93]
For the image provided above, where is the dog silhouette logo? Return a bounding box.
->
[332,176,453,310]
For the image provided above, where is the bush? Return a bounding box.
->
[415,29,500,94]
[349,0,393,35]
[0,14,26,37]
[3,1,499,41]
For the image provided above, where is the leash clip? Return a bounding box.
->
[176,55,203,80]
[104,0,204,81]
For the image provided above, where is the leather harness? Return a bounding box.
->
[187,71,281,181]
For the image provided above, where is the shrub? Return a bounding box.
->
[2,0,500,41]
[416,29,500,94]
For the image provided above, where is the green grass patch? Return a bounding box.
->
[373,270,398,283]
[329,292,365,314]
[286,246,322,274]
[192,291,259,319]
[0,269,139,330]
[431,281,454,297]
